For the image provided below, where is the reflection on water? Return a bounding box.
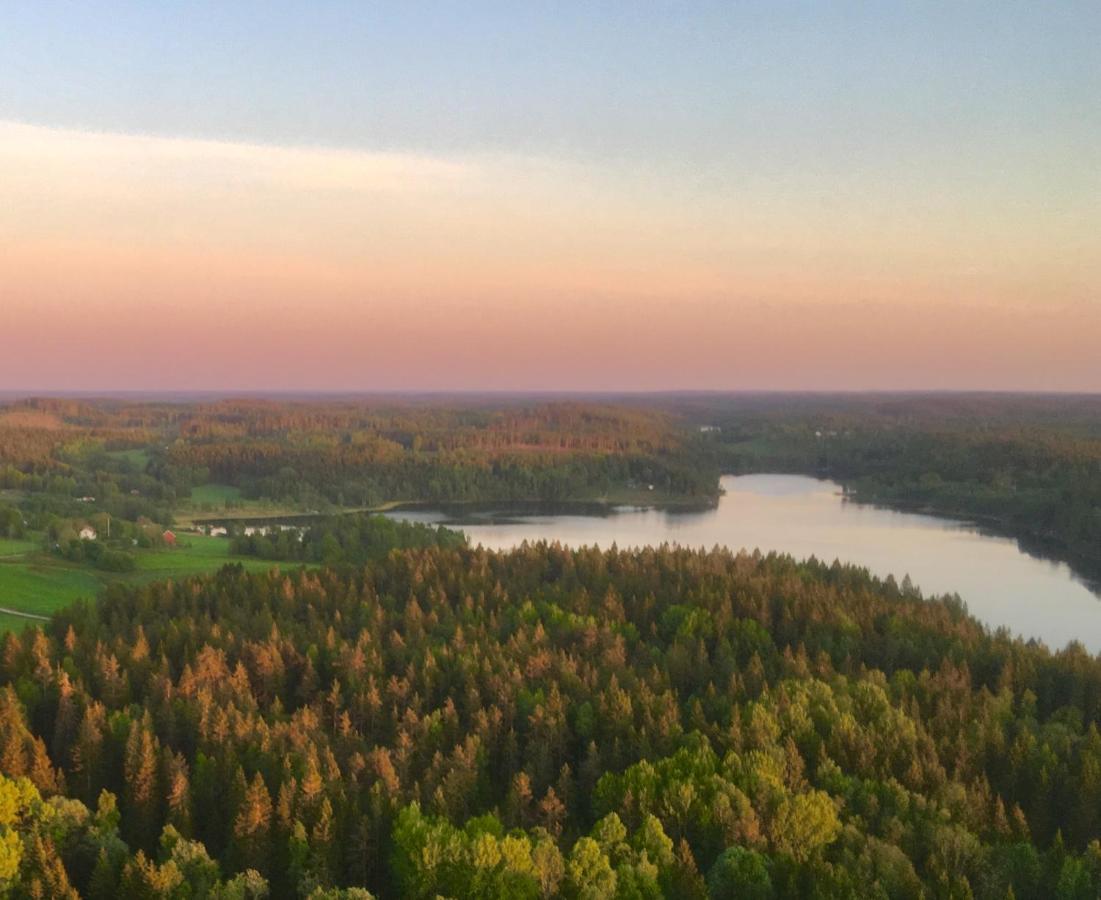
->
[387,474,1101,653]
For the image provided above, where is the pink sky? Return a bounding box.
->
[2,122,1097,391]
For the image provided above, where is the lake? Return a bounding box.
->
[388,474,1101,652]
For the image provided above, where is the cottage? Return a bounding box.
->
[79,526,97,540]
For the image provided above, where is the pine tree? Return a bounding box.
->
[668,838,708,900]
[71,703,107,805]
[232,771,273,876]
[164,751,192,836]
[20,833,79,900]
[122,716,161,851]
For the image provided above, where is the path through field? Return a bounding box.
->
[0,605,48,621]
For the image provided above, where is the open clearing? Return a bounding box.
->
[188,483,243,506]
[106,447,151,469]
[0,537,39,557]
[0,561,105,618]
[0,612,41,633]
[130,534,279,578]
[0,534,294,631]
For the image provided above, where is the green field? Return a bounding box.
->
[176,499,345,528]
[106,447,151,469]
[188,483,242,505]
[133,533,233,571]
[0,561,105,617]
[130,534,278,578]
[0,612,41,633]
[0,535,293,631]
[0,537,39,557]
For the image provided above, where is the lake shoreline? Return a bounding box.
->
[181,472,1101,596]
[840,487,1101,593]
[182,490,721,527]
[383,473,1101,652]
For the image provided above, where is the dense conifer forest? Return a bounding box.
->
[4,539,1101,897]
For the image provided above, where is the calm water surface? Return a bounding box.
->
[388,474,1101,652]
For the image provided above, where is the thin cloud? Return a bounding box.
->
[0,120,474,194]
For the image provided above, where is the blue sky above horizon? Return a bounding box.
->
[1,2,1099,391]
[6,3,1098,162]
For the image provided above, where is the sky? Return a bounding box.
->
[1,2,1098,392]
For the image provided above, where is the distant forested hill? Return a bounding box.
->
[4,543,1101,896]
[0,397,718,512]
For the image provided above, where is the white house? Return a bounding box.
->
[79,526,97,540]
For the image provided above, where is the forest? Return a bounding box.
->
[3,539,1101,897]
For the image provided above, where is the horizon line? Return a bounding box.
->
[3,388,1101,401]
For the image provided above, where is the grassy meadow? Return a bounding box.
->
[0,532,293,631]
[174,483,320,527]
[0,612,39,633]
[105,447,152,469]
[0,537,40,557]
[0,561,103,618]
[188,483,243,506]
[129,534,279,580]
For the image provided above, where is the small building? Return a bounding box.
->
[79,526,97,540]
[162,530,177,547]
